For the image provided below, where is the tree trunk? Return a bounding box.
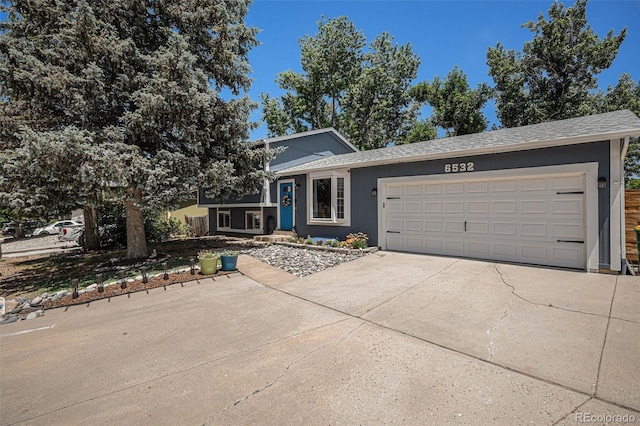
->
[125,190,148,259]
[83,205,100,250]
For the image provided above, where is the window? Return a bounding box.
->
[308,170,350,225]
[218,210,231,230]
[246,211,261,231]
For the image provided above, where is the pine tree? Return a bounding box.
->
[0,0,270,258]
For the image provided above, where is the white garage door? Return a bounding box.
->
[384,173,586,269]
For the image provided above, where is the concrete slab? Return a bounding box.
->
[596,318,640,411]
[0,275,348,424]
[361,258,609,394]
[611,275,640,322]
[237,254,298,286]
[555,398,640,425]
[272,251,460,316]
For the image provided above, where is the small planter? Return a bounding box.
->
[220,253,238,271]
[199,256,219,275]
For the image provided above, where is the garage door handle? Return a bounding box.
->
[464,221,467,232]
[387,231,401,234]
[557,240,584,244]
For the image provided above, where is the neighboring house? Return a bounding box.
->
[198,128,359,236]
[271,110,639,273]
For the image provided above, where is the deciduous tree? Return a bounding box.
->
[411,66,492,137]
[261,16,421,150]
[487,0,626,127]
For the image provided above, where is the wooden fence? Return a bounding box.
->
[625,190,640,265]
[185,215,208,237]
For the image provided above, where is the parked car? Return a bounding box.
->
[59,225,84,242]
[33,220,83,236]
[1,223,16,236]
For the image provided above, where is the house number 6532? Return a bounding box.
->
[445,162,474,173]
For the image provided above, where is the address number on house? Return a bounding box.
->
[445,162,474,173]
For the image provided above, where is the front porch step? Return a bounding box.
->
[254,234,293,243]
[272,230,296,237]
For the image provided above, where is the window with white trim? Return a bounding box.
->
[217,210,231,230]
[307,170,350,225]
[246,211,261,231]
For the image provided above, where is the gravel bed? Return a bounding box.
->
[243,244,371,277]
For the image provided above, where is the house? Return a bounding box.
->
[200,110,640,273]
[197,128,359,236]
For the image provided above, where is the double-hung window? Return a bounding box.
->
[307,170,350,225]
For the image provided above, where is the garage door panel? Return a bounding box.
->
[468,241,489,255]
[388,201,403,214]
[383,173,586,269]
[520,178,547,191]
[494,222,517,236]
[405,220,422,232]
[424,220,442,232]
[467,221,489,234]
[493,200,516,214]
[551,223,583,240]
[493,180,517,192]
[444,201,464,213]
[405,202,422,213]
[552,199,582,214]
[405,185,423,196]
[468,201,489,213]
[445,221,465,233]
[521,200,547,214]
[520,223,547,238]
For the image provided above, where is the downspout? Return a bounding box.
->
[620,136,630,268]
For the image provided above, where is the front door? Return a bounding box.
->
[279,181,294,231]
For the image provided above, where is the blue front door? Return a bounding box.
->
[279,182,294,230]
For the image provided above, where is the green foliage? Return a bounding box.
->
[628,179,640,190]
[396,120,437,145]
[146,217,192,244]
[487,0,627,127]
[597,74,640,183]
[261,16,421,150]
[0,0,269,258]
[411,66,492,137]
[197,250,218,260]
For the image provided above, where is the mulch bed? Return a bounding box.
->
[42,269,236,310]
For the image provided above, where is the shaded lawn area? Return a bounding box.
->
[0,236,259,299]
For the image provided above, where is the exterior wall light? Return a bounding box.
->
[371,188,377,196]
[598,177,607,189]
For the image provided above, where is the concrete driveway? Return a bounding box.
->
[1,252,638,425]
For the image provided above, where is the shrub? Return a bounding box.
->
[346,232,368,249]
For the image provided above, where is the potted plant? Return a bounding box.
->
[220,250,239,271]
[198,250,219,275]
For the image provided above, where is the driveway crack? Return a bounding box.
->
[227,321,365,409]
[486,304,511,361]
[493,264,609,319]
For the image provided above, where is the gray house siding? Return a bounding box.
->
[285,140,612,266]
[208,206,277,234]
[269,132,357,171]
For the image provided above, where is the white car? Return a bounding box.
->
[33,220,83,236]
[59,225,84,242]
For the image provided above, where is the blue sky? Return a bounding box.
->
[244,0,639,139]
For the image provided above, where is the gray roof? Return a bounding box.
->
[279,110,640,174]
